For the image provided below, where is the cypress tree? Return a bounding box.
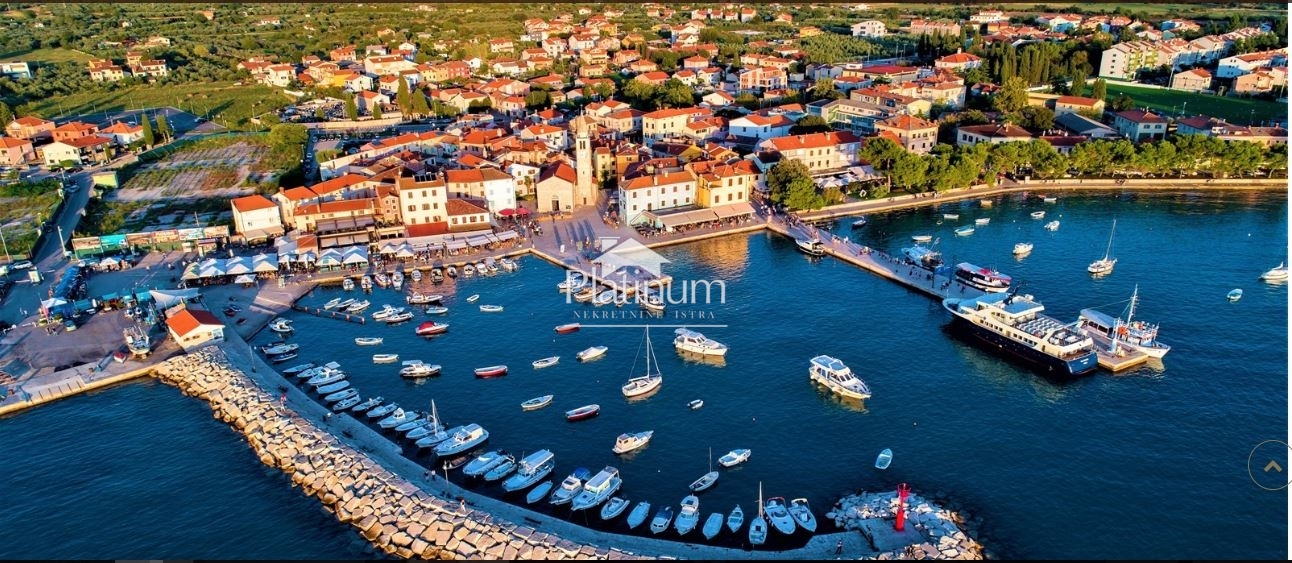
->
[140,113,156,147]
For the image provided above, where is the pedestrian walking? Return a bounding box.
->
[836,540,844,555]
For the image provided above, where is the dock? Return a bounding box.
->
[1087,332,1152,372]
[291,303,367,324]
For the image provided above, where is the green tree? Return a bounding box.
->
[1109,93,1134,112]
[1019,106,1055,131]
[810,77,841,101]
[155,114,173,142]
[655,79,695,108]
[0,101,12,129]
[396,78,412,114]
[889,152,929,192]
[1091,78,1108,101]
[766,159,813,207]
[268,123,308,149]
[993,76,1030,114]
[372,103,383,119]
[857,137,904,171]
[783,176,824,210]
[345,97,359,120]
[140,113,156,147]
[623,80,658,108]
[789,115,833,135]
[410,90,431,117]
[1069,67,1088,97]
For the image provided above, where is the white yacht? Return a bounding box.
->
[808,355,872,400]
[673,328,729,356]
[462,450,511,478]
[1261,262,1289,282]
[764,497,797,535]
[1088,219,1117,275]
[612,431,654,455]
[943,292,1098,376]
[789,498,817,533]
[1013,242,1034,255]
[718,449,752,468]
[549,469,590,506]
[571,467,622,511]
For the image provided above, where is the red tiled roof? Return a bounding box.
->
[406,222,449,237]
[165,308,223,337]
[308,173,367,195]
[445,168,512,183]
[937,52,982,64]
[877,114,937,130]
[765,131,861,151]
[11,116,52,127]
[1055,96,1101,106]
[445,198,489,216]
[280,187,317,201]
[1115,109,1166,124]
[58,136,112,148]
[296,198,375,216]
[231,194,277,213]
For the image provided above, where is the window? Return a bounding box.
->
[421,204,430,211]
[433,202,439,209]
[422,190,427,197]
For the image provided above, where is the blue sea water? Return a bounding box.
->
[0,190,1285,559]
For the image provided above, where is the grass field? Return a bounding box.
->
[1104,83,1287,125]
[20,81,293,131]
[0,47,93,65]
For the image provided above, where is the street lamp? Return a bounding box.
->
[0,222,10,264]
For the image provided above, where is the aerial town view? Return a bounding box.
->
[0,2,1287,560]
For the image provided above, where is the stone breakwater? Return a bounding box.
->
[152,347,650,560]
[829,491,986,560]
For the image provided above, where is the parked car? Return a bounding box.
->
[10,260,33,271]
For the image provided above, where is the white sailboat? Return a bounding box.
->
[621,327,663,398]
[1088,219,1117,275]
[689,447,719,492]
[749,482,768,546]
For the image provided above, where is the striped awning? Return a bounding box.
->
[657,209,718,229]
[712,202,756,220]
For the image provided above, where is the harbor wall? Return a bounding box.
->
[0,363,160,417]
[150,347,652,560]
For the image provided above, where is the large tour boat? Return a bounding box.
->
[942,291,1098,376]
[953,262,1012,293]
[1077,285,1170,359]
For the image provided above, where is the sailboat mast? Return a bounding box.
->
[1127,285,1138,324]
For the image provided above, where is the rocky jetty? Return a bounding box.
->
[152,347,649,560]
[827,490,986,560]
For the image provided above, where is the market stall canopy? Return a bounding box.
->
[224,256,253,275]
[233,273,257,284]
[149,288,199,310]
[181,263,203,280]
[251,254,279,273]
[395,243,416,258]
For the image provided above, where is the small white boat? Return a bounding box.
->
[688,399,704,410]
[1043,196,1058,203]
[942,213,960,220]
[1013,242,1034,255]
[478,304,504,313]
[549,468,590,506]
[316,380,350,394]
[980,198,994,207]
[521,395,554,411]
[1227,288,1243,302]
[268,318,294,333]
[462,264,476,277]
[601,497,630,521]
[391,271,404,290]
[355,337,383,346]
[501,451,554,493]
[526,481,554,504]
[954,225,975,236]
[350,396,382,413]
[281,362,316,377]
[463,450,511,478]
[367,403,399,419]
[399,363,441,378]
[307,370,346,387]
[336,298,356,310]
[446,266,458,278]
[794,238,826,257]
[626,501,651,529]
[434,423,489,456]
[407,293,443,305]
[702,512,724,540]
[483,454,518,482]
[764,497,796,535]
[554,323,581,334]
[911,234,933,243]
[809,355,871,400]
[576,345,608,361]
[322,297,343,310]
[649,506,674,534]
[261,342,299,355]
[593,290,617,306]
[373,353,400,363]
[371,305,403,320]
[425,306,449,314]
[851,216,868,229]
[465,294,480,303]
[675,495,701,535]
[345,299,371,313]
[1031,211,1046,219]
[411,269,423,282]
[612,430,653,455]
[415,321,449,336]
[342,278,355,291]
[385,311,415,323]
[325,388,359,403]
[727,505,744,533]
[718,449,751,468]
[640,293,666,312]
[500,258,518,271]
[673,328,728,356]
[1260,262,1289,282]
[975,217,990,226]
[789,498,817,533]
[690,471,719,492]
[1043,220,1060,232]
[532,356,560,369]
[875,448,893,469]
[359,276,372,290]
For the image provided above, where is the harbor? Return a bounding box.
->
[0,187,1286,560]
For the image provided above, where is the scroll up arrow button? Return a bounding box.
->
[1264,460,1283,473]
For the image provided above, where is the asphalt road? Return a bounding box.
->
[0,167,94,325]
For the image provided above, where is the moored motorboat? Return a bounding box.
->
[465,294,480,303]
[391,271,404,290]
[462,264,475,277]
[502,450,556,493]
[322,297,343,310]
[1077,286,1170,359]
[425,305,449,315]
[565,404,600,421]
[626,501,652,529]
[975,217,991,226]
[675,495,701,535]
[640,292,666,312]
[415,321,449,336]
[1261,262,1289,282]
[795,238,825,257]
[1227,288,1243,302]
[649,506,674,534]
[521,395,554,410]
[261,342,299,355]
[373,353,399,363]
[526,481,554,504]
[367,402,399,419]
[954,262,1012,293]
[601,497,630,521]
[407,292,444,305]
[483,454,519,482]
[1044,220,1060,231]
[411,269,423,282]
[446,266,458,278]
[593,290,617,306]
[688,399,704,410]
[577,345,608,361]
[764,497,797,535]
[416,425,462,449]
[549,468,591,506]
[1031,211,1046,219]
[573,287,597,303]
[788,498,817,532]
[954,225,975,236]
[809,355,871,400]
[673,328,728,356]
[351,396,382,413]
[911,234,933,243]
[1043,196,1058,203]
[474,365,508,378]
[434,423,489,456]
[281,362,316,377]
[532,356,560,369]
[399,363,441,378]
[851,216,868,229]
[479,304,504,313]
[354,337,384,346]
[718,449,751,468]
[332,395,363,411]
[1013,242,1034,255]
[377,408,417,429]
[371,305,402,320]
[268,318,294,333]
[612,430,653,455]
[269,351,298,363]
[903,243,943,271]
[345,299,371,313]
[463,450,511,478]
[384,311,415,323]
[325,388,358,403]
[554,322,581,334]
[942,213,960,220]
[373,273,389,288]
[307,369,346,387]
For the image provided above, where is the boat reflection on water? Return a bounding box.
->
[677,349,726,368]
[811,387,868,413]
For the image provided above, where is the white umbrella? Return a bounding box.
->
[234,273,257,285]
[225,256,253,275]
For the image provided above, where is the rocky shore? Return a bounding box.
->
[152,347,650,560]
[829,490,986,560]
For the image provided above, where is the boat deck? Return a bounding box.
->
[1086,332,1152,372]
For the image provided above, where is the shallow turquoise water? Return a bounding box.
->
[0,190,1285,558]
